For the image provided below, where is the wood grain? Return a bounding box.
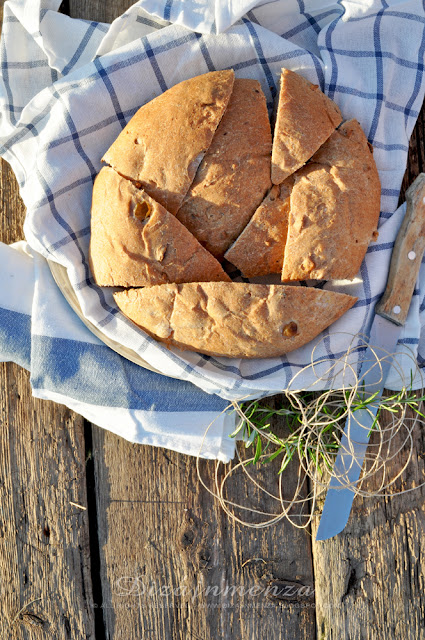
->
[400,106,425,204]
[91,401,316,639]
[0,5,97,637]
[376,173,425,325]
[0,158,25,245]
[311,400,425,639]
[69,0,131,24]
[0,361,96,639]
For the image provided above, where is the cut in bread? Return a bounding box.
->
[103,70,235,215]
[89,167,230,287]
[281,119,381,282]
[114,283,357,359]
[176,78,272,259]
[271,68,342,185]
[224,178,293,277]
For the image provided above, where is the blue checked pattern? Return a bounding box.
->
[1,0,425,401]
[0,241,236,462]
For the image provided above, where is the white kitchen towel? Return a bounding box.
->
[0,241,236,461]
[0,0,425,404]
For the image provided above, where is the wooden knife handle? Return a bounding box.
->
[376,173,425,326]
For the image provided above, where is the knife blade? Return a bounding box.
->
[316,172,425,541]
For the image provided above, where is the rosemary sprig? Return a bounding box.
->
[231,387,425,477]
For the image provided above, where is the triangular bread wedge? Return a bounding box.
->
[114,283,357,359]
[281,120,381,282]
[271,69,342,185]
[176,78,272,259]
[224,178,293,277]
[103,70,235,215]
[89,167,230,287]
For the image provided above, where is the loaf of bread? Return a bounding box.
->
[271,69,342,185]
[176,78,272,259]
[103,70,235,215]
[223,178,293,277]
[114,283,357,359]
[281,120,381,281]
[89,167,230,287]
[88,69,380,360]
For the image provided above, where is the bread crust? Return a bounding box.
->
[271,68,342,185]
[89,167,230,287]
[88,71,373,359]
[114,283,357,359]
[102,70,235,215]
[176,78,272,259]
[224,179,293,277]
[281,119,381,282]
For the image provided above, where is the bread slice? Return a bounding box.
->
[271,69,342,185]
[176,78,272,259]
[102,70,235,215]
[114,283,357,358]
[89,167,230,287]
[281,119,381,282]
[223,178,293,277]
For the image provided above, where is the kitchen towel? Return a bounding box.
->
[0,240,236,461]
[1,0,425,409]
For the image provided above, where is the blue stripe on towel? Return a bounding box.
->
[0,308,31,370]
[30,335,229,412]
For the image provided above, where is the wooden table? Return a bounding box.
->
[1,2,424,638]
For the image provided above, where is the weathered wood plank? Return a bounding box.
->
[0,157,25,245]
[0,2,98,636]
[311,399,425,640]
[400,106,425,204]
[69,0,131,23]
[0,161,97,638]
[0,362,96,639]
[91,402,316,639]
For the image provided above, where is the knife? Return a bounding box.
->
[316,173,425,541]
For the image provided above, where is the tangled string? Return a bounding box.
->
[196,333,425,530]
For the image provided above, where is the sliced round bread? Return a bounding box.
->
[271,68,342,185]
[103,70,235,215]
[89,167,230,287]
[114,283,357,359]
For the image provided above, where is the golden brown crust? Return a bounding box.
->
[281,119,381,282]
[89,167,230,287]
[175,79,272,259]
[271,68,342,185]
[114,283,357,359]
[102,70,235,215]
[223,179,293,277]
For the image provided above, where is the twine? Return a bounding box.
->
[195,334,425,530]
